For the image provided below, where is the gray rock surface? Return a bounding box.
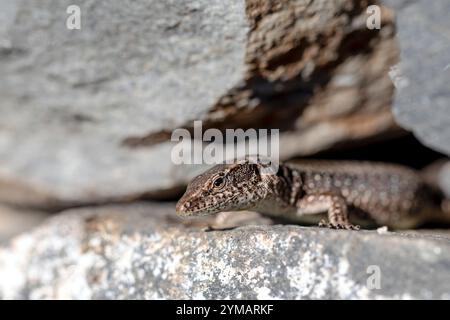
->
[385,0,450,156]
[0,0,248,208]
[422,160,450,199]
[0,203,449,299]
[441,163,450,199]
[0,0,400,209]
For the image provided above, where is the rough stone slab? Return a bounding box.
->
[384,0,450,156]
[0,203,449,299]
[0,0,399,208]
[0,0,248,207]
[422,160,450,199]
[441,163,450,199]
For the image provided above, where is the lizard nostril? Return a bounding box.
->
[176,201,185,213]
[176,198,193,216]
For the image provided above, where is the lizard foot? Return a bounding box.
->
[318,219,360,231]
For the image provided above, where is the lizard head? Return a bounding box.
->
[176,161,268,217]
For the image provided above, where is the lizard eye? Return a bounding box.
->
[212,176,225,189]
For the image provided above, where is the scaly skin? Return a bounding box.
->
[176,159,445,230]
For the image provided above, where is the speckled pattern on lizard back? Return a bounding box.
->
[176,159,446,230]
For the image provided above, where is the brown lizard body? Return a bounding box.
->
[176,159,448,230]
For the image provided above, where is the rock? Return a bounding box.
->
[0,0,400,209]
[422,160,450,199]
[0,205,50,243]
[385,0,450,156]
[0,0,249,208]
[441,164,450,199]
[0,203,449,299]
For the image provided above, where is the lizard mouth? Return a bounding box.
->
[176,205,221,217]
[175,199,222,217]
[176,194,242,217]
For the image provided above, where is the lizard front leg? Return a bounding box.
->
[296,194,360,230]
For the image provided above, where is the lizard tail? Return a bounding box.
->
[423,198,450,226]
[422,188,450,225]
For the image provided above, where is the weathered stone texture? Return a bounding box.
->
[0,203,449,299]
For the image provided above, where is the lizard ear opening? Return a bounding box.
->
[258,160,280,176]
[244,156,279,177]
[250,163,269,181]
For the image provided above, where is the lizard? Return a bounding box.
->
[175,158,450,230]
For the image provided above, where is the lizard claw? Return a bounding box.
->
[318,219,329,228]
[345,224,360,230]
[318,219,360,231]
